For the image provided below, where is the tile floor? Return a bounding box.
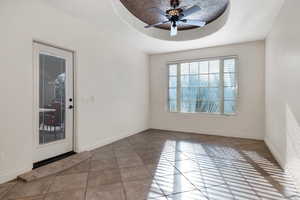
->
[0,129,299,200]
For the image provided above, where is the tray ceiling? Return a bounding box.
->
[120,0,229,30]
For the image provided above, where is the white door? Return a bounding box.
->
[33,43,74,162]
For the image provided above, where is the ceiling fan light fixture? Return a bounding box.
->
[170,24,178,36]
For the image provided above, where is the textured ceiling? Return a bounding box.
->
[120,0,229,30]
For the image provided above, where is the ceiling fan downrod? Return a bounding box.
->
[170,0,180,8]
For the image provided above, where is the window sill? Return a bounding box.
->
[168,111,237,117]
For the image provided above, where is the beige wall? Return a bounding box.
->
[150,41,265,140]
[0,0,149,183]
[2,0,298,188]
[265,0,300,189]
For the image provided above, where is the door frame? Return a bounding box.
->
[32,40,78,163]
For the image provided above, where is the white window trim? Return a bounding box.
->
[166,55,239,116]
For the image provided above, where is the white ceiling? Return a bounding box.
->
[45,0,284,54]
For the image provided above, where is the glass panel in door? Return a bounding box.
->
[39,54,66,144]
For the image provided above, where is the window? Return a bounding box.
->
[168,56,237,115]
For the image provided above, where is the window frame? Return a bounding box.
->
[166,55,239,116]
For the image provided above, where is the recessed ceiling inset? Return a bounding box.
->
[120,0,229,31]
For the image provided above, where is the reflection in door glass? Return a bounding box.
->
[39,54,66,144]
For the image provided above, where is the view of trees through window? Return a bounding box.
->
[168,57,237,114]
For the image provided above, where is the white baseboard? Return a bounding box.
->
[264,136,285,168]
[265,136,300,192]
[0,165,32,184]
[77,128,150,152]
[150,128,264,140]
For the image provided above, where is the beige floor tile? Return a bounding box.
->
[90,159,118,171]
[147,162,180,178]
[162,152,190,162]
[2,130,298,200]
[59,159,91,175]
[155,174,196,195]
[91,150,115,161]
[120,166,151,181]
[123,179,165,200]
[166,190,208,200]
[86,183,125,200]
[171,159,200,173]
[6,177,54,199]
[151,197,168,200]
[114,148,136,158]
[88,169,121,187]
[4,195,45,200]
[117,154,144,168]
[44,189,85,200]
[290,195,300,200]
[200,184,235,200]
[91,145,113,154]
[0,181,17,199]
[48,173,87,193]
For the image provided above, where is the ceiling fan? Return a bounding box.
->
[144,0,206,36]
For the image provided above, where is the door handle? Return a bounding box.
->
[68,105,74,109]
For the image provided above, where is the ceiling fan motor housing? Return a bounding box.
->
[167,8,183,27]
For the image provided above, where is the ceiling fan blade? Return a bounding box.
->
[149,7,168,18]
[181,19,206,27]
[144,21,169,28]
[181,5,201,18]
[170,25,178,37]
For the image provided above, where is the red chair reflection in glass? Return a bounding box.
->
[42,102,65,139]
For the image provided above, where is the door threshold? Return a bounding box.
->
[20,151,91,182]
[33,151,76,169]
